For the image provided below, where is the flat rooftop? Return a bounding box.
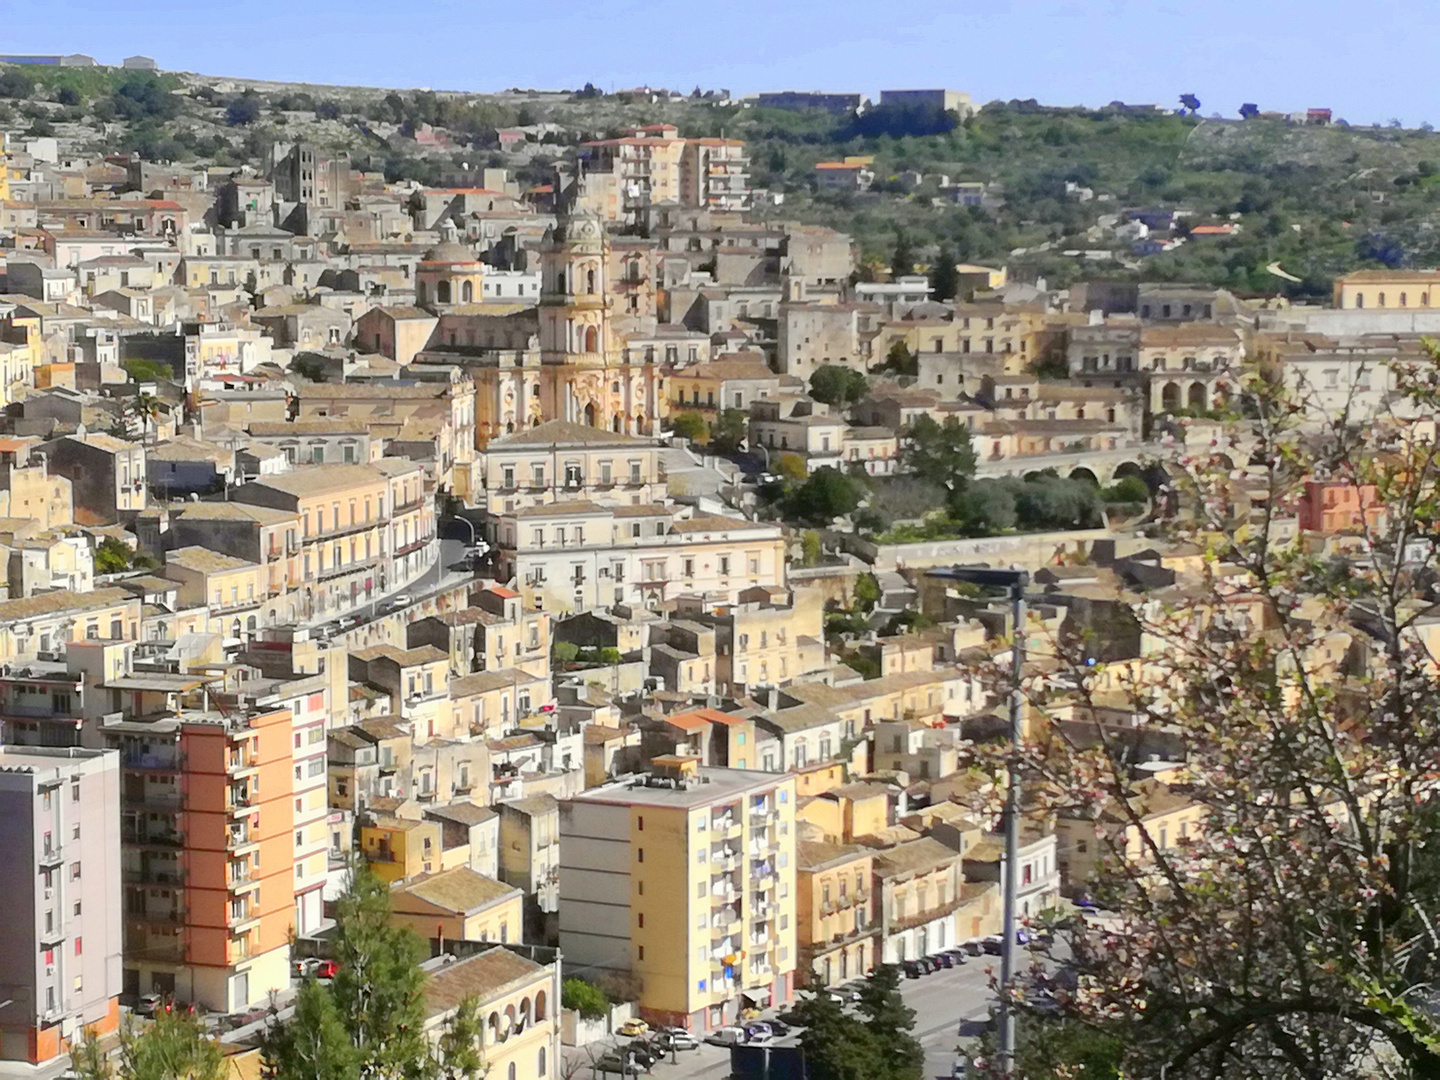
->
[567,766,784,809]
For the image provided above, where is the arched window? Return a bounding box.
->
[556,271,566,294]
[1401,292,1408,307]
[586,267,596,293]
[462,280,474,302]
[507,1065,517,1080]
[520,997,531,1028]
[1378,292,1386,307]
[437,280,452,304]
[417,281,428,305]
[538,1047,547,1077]
[584,326,599,352]
[535,990,547,1021]
[230,618,241,639]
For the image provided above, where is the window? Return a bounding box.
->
[70,862,81,881]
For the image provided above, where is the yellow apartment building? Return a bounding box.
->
[361,817,444,882]
[559,760,798,1032]
[161,546,269,639]
[796,841,875,987]
[391,867,525,943]
[230,462,435,623]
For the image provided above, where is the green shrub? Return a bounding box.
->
[552,642,579,664]
[562,977,609,1020]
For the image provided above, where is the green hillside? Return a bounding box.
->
[6,64,1440,298]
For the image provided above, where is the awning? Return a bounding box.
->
[741,988,771,1007]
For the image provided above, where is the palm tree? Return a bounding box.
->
[129,392,163,446]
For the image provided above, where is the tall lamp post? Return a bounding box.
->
[927,564,1029,1076]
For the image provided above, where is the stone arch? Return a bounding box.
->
[535,990,547,1021]
[437,280,452,304]
[487,1012,500,1043]
[1161,381,1181,412]
[612,415,622,432]
[586,266,597,293]
[1111,461,1145,484]
[584,325,599,353]
[1069,467,1099,486]
[1187,382,1207,412]
[462,280,473,302]
[520,997,531,1028]
[583,402,596,427]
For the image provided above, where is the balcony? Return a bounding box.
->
[122,750,179,771]
[227,827,259,854]
[227,752,259,778]
[39,842,64,867]
[124,828,182,849]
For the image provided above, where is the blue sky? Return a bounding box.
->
[4,0,1435,127]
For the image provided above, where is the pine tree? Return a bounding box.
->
[929,243,959,302]
[432,997,487,1080]
[791,985,883,1080]
[118,1008,223,1080]
[262,979,360,1080]
[330,865,431,1079]
[856,965,924,1080]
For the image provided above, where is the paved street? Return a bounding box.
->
[564,960,999,1080]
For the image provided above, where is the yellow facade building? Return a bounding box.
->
[421,946,561,1080]
[559,760,798,1032]
[796,841,875,987]
[391,867,525,944]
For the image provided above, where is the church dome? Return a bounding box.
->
[421,241,478,264]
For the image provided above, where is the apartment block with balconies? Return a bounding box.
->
[230,462,436,624]
[558,759,796,1033]
[0,746,122,1066]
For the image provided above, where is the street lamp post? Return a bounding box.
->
[926,564,1029,1077]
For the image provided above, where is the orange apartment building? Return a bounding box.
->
[107,706,295,1011]
[1296,478,1384,534]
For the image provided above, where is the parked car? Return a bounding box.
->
[594,1052,641,1076]
[617,1018,650,1038]
[835,982,865,1001]
[961,939,985,956]
[653,1030,700,1051]
[981,935,1005,955]
[704,1026,748,1047]
[766,1018,792,1036]
[931,952,955,969]
[336,614,360,631]
[313,959,340,979]
[292,957,320,978]
[743,1022,774,1042]
[135,994,164,1017]
[943,948,970,965]
[626,1042,660,1068]
[386,593,413,611]
[902,960,924,979]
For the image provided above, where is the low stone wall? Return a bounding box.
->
[840,528,1118,571]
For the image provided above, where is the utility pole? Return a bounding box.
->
[924,565,1028,1076]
